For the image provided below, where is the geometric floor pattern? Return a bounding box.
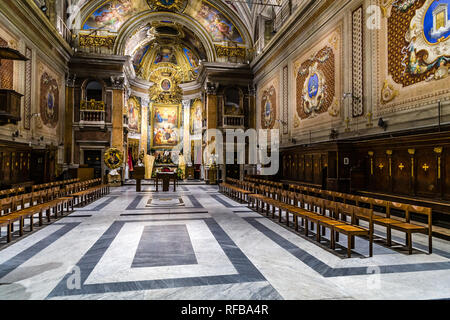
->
[0,184,449,300]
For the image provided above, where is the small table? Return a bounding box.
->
[156,172,177,192]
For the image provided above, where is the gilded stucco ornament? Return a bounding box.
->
[104,148,124,170]
[78,35,116,49]
[328,97,340,117]
[381,80,399,104]
[215,45,246,58]
[146,0,188,12]
[148,63,184,104]
[293,114,301,128]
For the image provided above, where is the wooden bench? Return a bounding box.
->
[219,183,253,203]
[70,179,109,207]
[0,191,74,243]
[287,184,434,254]
[248,187,374,258]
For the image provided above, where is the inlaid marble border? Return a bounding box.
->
[46,218,268,298]
[244,217,450,277]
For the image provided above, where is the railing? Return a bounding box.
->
[254,0,293,57]
[74,31,116,55]
[56,16,72,45]
[274,0,292,32]
[223,115,245,127]
[79,100,105,124]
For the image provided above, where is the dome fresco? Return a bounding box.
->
[133,41,201,82]
[128,22,204,82]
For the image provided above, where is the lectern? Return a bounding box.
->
[156,172,177,192]
[131,166,146,192]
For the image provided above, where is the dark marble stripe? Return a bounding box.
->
[126,196,144,210]
[186,194,203,208]
[92,196,119,210]
[244,217,450,277]
[132,225,197,268]
[0,223,80,280]
[47,221,125,298]
[46,217,268,298]
[66,215,93,218]
[121,211,209,216]
[75,196,119,212]
[203,218,265,280]
[210,194,241,208]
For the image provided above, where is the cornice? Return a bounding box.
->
[251,0,350,80]
[0,0,73,67]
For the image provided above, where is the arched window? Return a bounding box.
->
[86,81,103,101]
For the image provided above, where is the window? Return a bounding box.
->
[86,81,103,101]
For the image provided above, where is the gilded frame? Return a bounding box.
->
[150,103,182,149]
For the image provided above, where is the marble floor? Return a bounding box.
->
[0,184,449,300]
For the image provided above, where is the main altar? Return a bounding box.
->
[124,23,203,189]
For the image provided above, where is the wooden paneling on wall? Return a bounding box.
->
[280,142,352,192]
[352,131,450,201]
[0,143,32,188]
[280,131,450,202]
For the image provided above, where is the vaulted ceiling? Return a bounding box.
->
[68,0,253,58]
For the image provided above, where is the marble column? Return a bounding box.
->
[205,84,218,182]
[111,77,125,180]
[182,99,191,161]
[64,73,76,165]
[248,85,256,129]
[141,97,150,155]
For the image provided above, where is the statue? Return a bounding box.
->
[144,153,155,180]
[138,149,145,166]
[178,153,186,180]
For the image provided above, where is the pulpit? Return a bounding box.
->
[156,172,177,192]
[131,166,146,192]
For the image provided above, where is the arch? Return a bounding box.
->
[72,0,253,49]
[80,78,107,101]
[114,12,217,62]
[85,80,103,101]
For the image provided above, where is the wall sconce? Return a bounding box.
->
[276,119,288,126]
[342,92,361,102]
[329,129,339,140]
[378,118,388,131]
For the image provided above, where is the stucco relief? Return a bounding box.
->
[292,26,342,130]
[257,73,279,130]
[376,0,450,115]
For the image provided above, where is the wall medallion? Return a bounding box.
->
[296,46,335,120]
[39,72,59,128]
[261,85,277,129]
[104,147,124,170]
[388,0,450,87]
